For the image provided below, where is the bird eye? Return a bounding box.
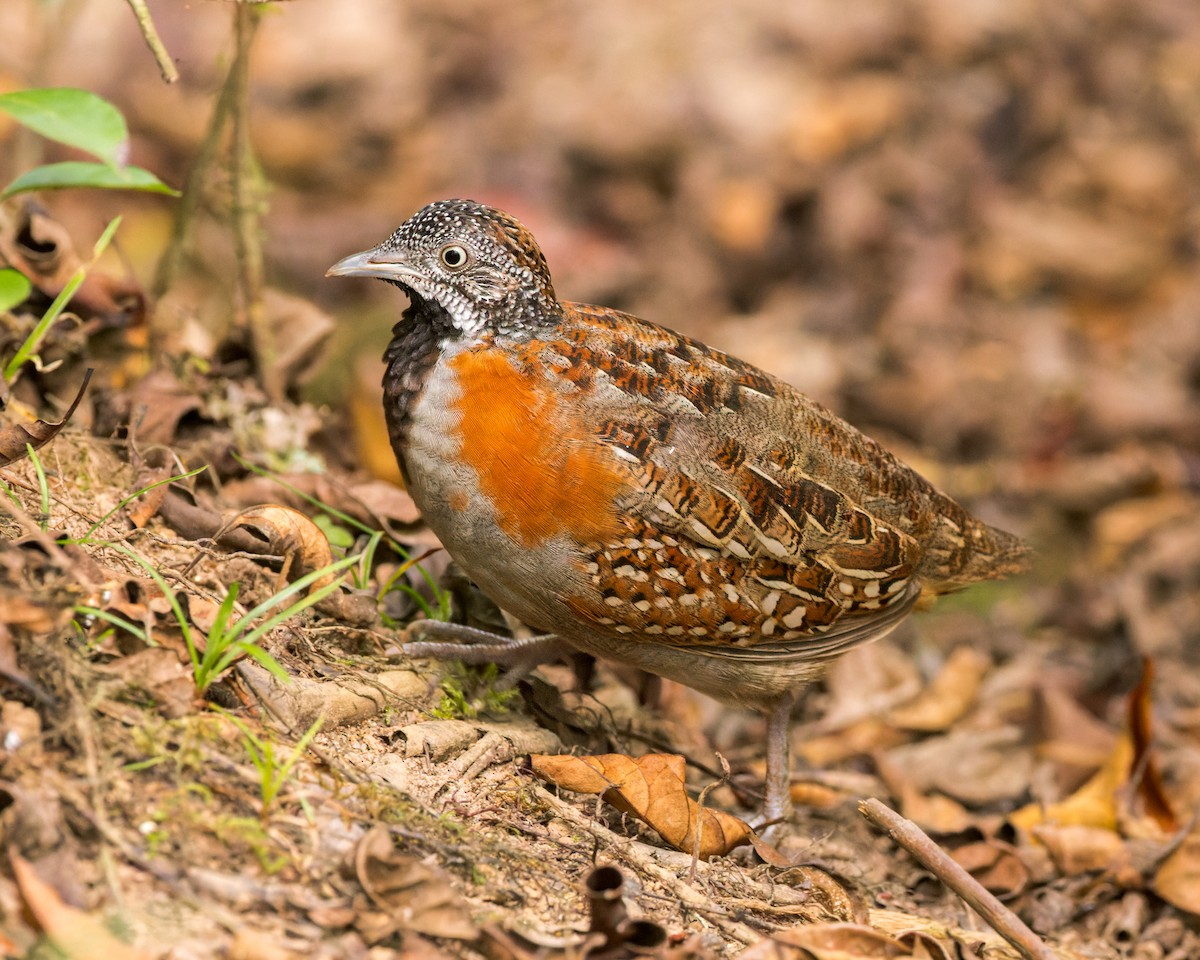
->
[440,244,468,269]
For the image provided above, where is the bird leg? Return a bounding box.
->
[403,621,565,688]
[762,690,798,825]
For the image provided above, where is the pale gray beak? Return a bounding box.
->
[325,246,418,282]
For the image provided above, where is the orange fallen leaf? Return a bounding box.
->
[531,753,752,859]
[11,850,151,960]
[1010,734,1130,833]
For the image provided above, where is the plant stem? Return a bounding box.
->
[229,4,278,401]
[123,0,179,84]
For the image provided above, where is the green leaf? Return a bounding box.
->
[2,161,178,199]
[0,88,128,164]
[0,269,31,312]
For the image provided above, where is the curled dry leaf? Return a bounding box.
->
[0,202,81,292]
[1011,736,1131,833]
[583,865,668,956]
[740,922,924,960]
[0,203,144,326]
[0,368,92,467]
[1127,659,1177,834]
[125,369,203,447]
[352,825,476,941]
[885,647,989,732]
[530,752,752,859]
[1012,662,1175,842]
[10,850,153,960]
[220,472,425,538]
[218,504,335,589]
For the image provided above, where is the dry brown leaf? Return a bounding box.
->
[0,369,92,467]
[1,700,41,752]
[1154,823,1200,915]
[92,648,196,718]
[353,825,476,940]
[530,752,752,859]
[218,504,336,589]
[747,922,917,959]
[898,790,973,836]
[1033,824,1137,882]
[873,750,973,835]
[885,647,989,732]
[0,203,143,326]
[256,288,336,401]
[10,850,152,960]
[796,718,909,768]
[788,781,846,810]
[124,369,204,446]
[949,840,1031,898]
[884,726,1033,807]
[1034,683,1119,795]
[0,202,80,292]
[894,930,954,960]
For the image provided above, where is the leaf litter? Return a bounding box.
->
[3,0,1200,956]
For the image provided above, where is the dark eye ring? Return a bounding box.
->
[440,244,468,269]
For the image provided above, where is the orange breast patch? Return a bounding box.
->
[447,346,626,549]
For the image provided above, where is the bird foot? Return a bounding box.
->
[402,621,564,689]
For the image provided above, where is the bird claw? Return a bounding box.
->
[402,621,563,688]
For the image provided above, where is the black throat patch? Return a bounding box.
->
[381,289,458,479]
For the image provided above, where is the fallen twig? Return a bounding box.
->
[860,797,1059,960]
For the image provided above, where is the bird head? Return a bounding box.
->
[327,198,561,339]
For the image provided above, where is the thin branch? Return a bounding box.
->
[860,798,1060,960]
[123,0,179,84]
[229,3,278,401]
[152,34,241,299]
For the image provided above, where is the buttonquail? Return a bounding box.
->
[328,199,1029,823]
